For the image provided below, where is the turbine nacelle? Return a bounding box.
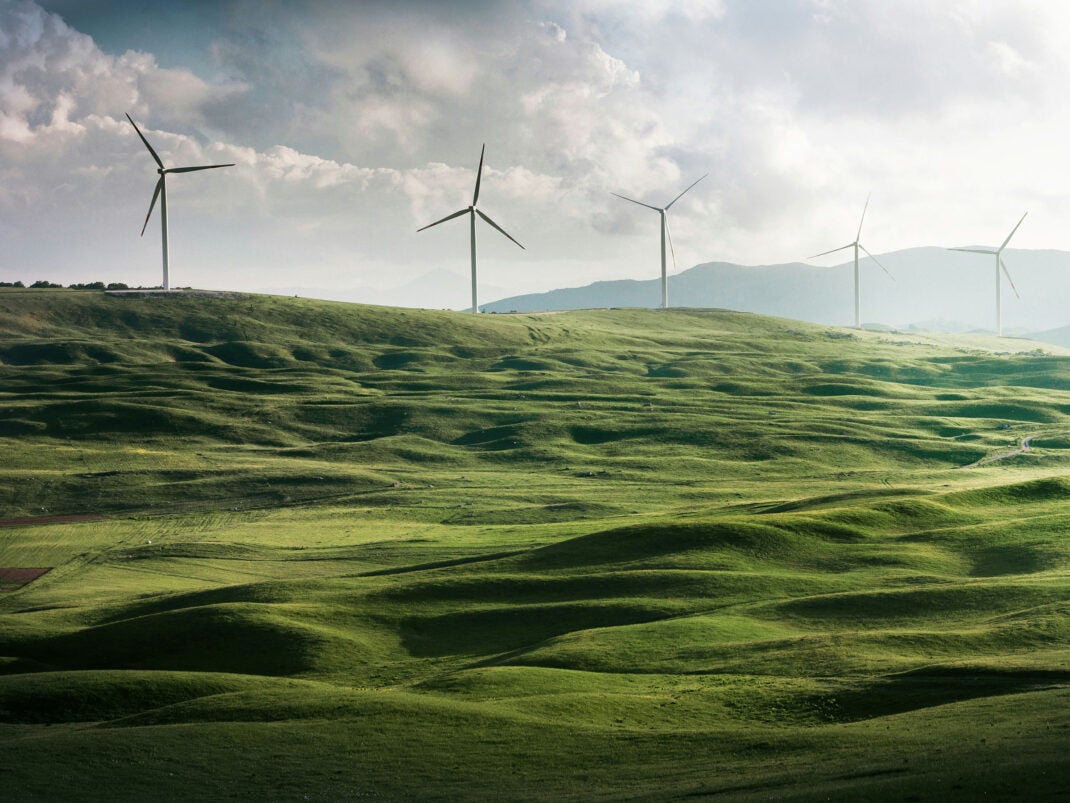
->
[126,113,234,290]
[416,144,524,313]
[948,212,1027,336]
[611,174,708,308]
[948,210,1027,300]
[807,195,893,329]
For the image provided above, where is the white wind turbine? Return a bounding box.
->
[126,113,234,291]
[417,145,524,313]
[948,212,1027,337]
[808,195,893,329]
[612,174,707,309]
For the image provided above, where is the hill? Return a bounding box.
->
[2,289,1070,800]
[1031,322,1070,349]
[483,247,1070,336]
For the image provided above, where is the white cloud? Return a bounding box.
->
[6,0,1070,321]
[0,1,246,147]
[986,40,1031,77]
[396,36,478,96]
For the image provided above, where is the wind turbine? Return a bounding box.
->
[417,145,524,313]
[808,195,893,329]
[126,113,234,291]
[612,174,707,309]
[948,212,1027,337]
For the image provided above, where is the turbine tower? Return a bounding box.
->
[949,212,1027,337]
[417,145,524,313]
[808,195,893,329]
[126,114,234,291]
[612,174,707,309]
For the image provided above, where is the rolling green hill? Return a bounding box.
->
[2,288,1069,800]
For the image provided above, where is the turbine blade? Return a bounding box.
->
[125,113,164,169]
[999,211,1028,252]
[949,247,998,254]
[856,193,871,242]
[476,209,524,249]
[141,177,163,236]
[999,255,1021,299]
[664,173,708,210]
[611,192,661,212]
[167,164,235,174]
[417,208,470,233]
[808,243,855,260]
[472,144,485,207]
[859,243,894,280]
[665,215,677,273]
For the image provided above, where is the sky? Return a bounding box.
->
[4,0,1070,310]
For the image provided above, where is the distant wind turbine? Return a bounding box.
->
[126,113,234,292]
[612,174,707,309]
[948,212,1027,337]
[808,195,893,329]
[417,145,524,313]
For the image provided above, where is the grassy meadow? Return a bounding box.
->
[1,288,1069,800]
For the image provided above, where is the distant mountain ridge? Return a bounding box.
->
[483,246,1070,336]
[1030,323,1070,348]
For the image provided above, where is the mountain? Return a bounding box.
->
[483,246,1070,333]
[1030,323,1070,348]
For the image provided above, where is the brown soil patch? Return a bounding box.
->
[0,514,102,527]
[0,567,52,590]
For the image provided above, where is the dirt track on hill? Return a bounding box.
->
[0,567,52,590]
[960,435,1035,469]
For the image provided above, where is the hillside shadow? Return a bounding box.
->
[814,667,1070,723]
[399,602,675,658]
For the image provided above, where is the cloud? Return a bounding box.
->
[1,1,246,147]
[7,0,1070,319]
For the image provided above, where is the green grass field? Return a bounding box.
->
[1,288,1069,800]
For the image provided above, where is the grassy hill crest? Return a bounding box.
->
[2,289,1070,799]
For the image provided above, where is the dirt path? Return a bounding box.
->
[960,435,1036,469]
[0,567,52,590]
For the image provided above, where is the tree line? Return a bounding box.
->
[0,281,145,290]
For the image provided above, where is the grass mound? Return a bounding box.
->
[0,670,283,723]
[518,520,821,570]
[4,292,1070,799]
[947,475,1070,505]
[26,605,322,676]
[0,341,126,365]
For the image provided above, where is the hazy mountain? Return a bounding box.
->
[1029,324,1070,348]
[483,247,1070,334]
